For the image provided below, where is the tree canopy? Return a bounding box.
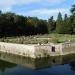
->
[0,4,75,37]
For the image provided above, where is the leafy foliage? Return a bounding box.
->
[0,4,75,37]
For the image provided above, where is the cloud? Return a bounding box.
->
[18,8,70,19]
[0,0,66,12]
[2,7,12,12]
[0,0,16,12]
[27,8,69,15]
[48,0,65,3]
[15,0,41,5]
[0,0,70,19]
[0,0,15,8]
[15,0,65,5]
[0,0,65,9]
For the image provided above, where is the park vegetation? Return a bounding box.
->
[0,5,75,37]
[0,5,75,44]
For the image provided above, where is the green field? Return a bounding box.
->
[0,34,75,44]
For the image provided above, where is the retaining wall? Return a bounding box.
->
[0,42,75,58]
[0,42,36,58]
[62,42,75,55]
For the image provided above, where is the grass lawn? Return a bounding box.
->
[0,34,75,44]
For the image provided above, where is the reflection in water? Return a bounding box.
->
[69,61,75,71]
[0,51,75,71]
[62,54,75,64]
[0,60,16,72]
[0,52,63,70]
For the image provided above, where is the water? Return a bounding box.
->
[0,52,75,75]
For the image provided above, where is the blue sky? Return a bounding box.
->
[0,0,75,19]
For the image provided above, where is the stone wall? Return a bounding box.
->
[62,42,75,55]
[49,42,75,56]
[0,42,53,58]
[34,43,63,57]
[0,42,75,58]
[0,42,36,58]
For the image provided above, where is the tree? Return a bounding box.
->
[56,12,63,33]
[70,5,75,34]
[63,14,73,34]
[0,10,2,15]
[48,16,56,33]
[71,5,75,15]
[37,20,48,34]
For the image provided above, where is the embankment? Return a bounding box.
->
[0,42,75,58]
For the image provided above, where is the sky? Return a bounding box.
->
[0,0,75,20]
